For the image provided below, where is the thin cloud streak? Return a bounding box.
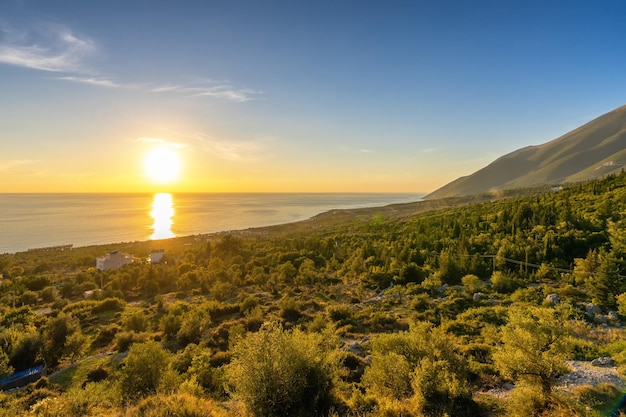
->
[55,77,261,102]
[56,76,120,88]
[183,133,272,161]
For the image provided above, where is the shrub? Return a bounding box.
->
[490,271,523,294]
[123,310,149,332]
[225,322,336,417]
[119,341,170,400]
[362,321,471,412]
[493,306,571,407]
[114,330,147,352]
[92,297,125,313]
[572,383,621,407]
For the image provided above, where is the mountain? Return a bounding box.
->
[424,104,626,200]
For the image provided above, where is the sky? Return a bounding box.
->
[2,0,626,193]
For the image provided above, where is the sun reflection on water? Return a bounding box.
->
[150,193,175,240]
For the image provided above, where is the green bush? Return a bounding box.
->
[225,322,336,417]
[572,383,621,407]
[119,341,170,400]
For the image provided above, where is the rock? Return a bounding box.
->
[591,357,616,367]
[346,341,364,355]
[585,303,602,317]
[608,311,620,322]
[545,293,560,304]
[473,292,485,301]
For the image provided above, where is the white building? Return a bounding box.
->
[149,249,165,264]
[96,250,133,271]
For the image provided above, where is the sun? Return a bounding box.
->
[144,146,181,184]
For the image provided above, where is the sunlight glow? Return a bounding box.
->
[150,193,175,240]
[144,146,181,184]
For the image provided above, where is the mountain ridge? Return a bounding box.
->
[424,104,626,200]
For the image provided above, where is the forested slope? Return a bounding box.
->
[0,172,626,416]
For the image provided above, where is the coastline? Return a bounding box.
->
[0,193,424,254]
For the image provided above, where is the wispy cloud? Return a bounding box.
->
[55,77,261,102]
[0,24,94,72]
[148,81,262,102]
[149,84,182,93]
[360,149,373,153]
[181,133,272,161]
[421,147,441,153]
[55,76,120,88]
[0,23,261,102]
[188,85,261,103]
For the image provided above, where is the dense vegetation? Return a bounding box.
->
[1,172,626,416]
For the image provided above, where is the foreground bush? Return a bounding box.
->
[225,322,336,417]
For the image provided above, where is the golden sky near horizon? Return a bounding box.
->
[3,2,625,194]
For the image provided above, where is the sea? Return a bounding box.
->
[0,193,423,254]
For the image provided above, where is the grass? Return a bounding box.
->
[48,355,107,389]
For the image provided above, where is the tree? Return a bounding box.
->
[493,306,571,414]
[42,313,82,366]
[119,341,170,400]
[586,251,625,310]
[461,274,485,294]
[225,322,336,417]
[362,322,470,412]
[176,307,211,347]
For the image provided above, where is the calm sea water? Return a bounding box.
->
[0,193,422,253]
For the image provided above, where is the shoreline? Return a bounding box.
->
[2,194,426,255]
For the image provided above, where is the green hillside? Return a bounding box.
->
[1,173,626,416]
[425,104,626,200]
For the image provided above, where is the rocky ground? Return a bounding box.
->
[555,359,625,391]
[481,358,625,399]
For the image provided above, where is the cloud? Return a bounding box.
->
[0,24,94,72]
[55,76,120,88]
[189,85,261,103]
[149,84,182,93]
[0,23,261,102]
[360,149,373,153]
[55,77,261,102]
[150,81,262,102]
[182,133,272,161]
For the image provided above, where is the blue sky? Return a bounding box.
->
[2,0,626,192]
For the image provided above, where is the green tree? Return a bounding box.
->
[225,322,336,417]
[492,306,571,414]
[119,341,170,400]
[42,313,82,366]
[362,321,471,413]
[123,310,149,332]
[587,251,625,310]
[176,307,211,347]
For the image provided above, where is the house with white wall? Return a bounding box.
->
[96,250,133,271]
[149,249,165,263]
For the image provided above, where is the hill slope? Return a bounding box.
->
[425,104,626,200]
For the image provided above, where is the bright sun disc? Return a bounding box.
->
[144,147,181,184]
